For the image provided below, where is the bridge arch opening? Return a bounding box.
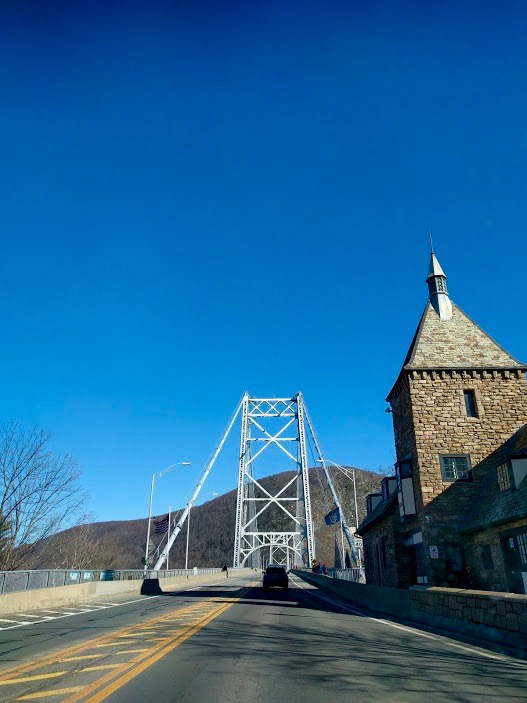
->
[240,544,302,570]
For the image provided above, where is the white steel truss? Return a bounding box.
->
[151,390,358,573]
[233,393,315,568]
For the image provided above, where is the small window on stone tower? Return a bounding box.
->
[440,455,472,482]
[463,390,478,418]
[496,463,511,491]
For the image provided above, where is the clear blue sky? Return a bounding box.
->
[1,1,526,522]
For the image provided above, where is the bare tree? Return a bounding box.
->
[0,421,84,570]
[36,519,123,570]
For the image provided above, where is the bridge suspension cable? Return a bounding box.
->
[302,400,359,565]
[152,393,245,571]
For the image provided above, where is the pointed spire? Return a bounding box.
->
[425,244,452,320]
[427,251,446,279]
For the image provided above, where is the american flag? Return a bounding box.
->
[154,514,169,534]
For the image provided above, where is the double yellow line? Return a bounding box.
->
[66,594,246,703]
[1,587,252,703]
[0,599,204,681]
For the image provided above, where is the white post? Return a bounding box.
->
[144,473,155,572]
[185,503,191,570]
[315,458,359,564]
[340,518,345,568]
[167,505,171,570]
[353,470,359,529]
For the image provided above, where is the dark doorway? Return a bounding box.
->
[375,544,383,586]
[409,543,426,585]
[500,529,527,594]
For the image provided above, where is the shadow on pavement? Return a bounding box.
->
[159,583,347,614]
[160,580,527,702]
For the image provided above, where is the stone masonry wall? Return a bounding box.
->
[465,517,527,592]
[363,513,396,587]
[362,510,414,589]
[298,571,527,648]
[409,369,527,586]
[389,374,418,463]
[410,585,527,635]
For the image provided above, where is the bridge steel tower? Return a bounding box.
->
[233,393,315,569]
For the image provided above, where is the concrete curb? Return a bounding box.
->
[294,570,411,619]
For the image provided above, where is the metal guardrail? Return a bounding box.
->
[326,567,366,584]
[0,567,224,595]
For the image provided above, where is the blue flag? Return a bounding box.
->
[324,507,340,525]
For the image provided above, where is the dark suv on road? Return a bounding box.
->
[262,565,288,589]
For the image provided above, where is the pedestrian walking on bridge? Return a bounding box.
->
[222,564,229,578]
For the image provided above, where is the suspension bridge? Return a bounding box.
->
[0,397,521,703]
[149,392,359,571]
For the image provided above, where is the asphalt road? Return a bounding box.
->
[0,573,526,703]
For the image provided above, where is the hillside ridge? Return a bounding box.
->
[34,466,387,569]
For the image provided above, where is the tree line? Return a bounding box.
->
[0,421,120,571]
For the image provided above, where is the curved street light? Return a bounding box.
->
[144,462,191,571]
[316,458,359,529]
[316,458,360,567]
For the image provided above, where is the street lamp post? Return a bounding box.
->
[185,502,191,570]
[144,462,190,571]
[318,459,359,528]
[167,505,171,570]
[316,458,360,566]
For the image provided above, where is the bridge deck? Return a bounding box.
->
[0,572,524,703]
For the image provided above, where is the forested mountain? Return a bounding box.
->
[31,467,387,570]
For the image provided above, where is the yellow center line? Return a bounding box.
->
[62,589,251,703]
[0,671,69,685]
[2,588,255,703]
[61,656,100,662]
[17,687,83,700]
[127,627,159,637]
[0,600,208,680]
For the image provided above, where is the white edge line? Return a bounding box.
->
[0,576,248,631]
[289,576,526,667]
[0,596,161,631]
[12,614,41,619]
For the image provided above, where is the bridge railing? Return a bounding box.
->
[326,567,366,584]
[0,567,224,595]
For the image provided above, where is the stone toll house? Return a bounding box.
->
[357,250,527,594]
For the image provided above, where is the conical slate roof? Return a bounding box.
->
[426,252,446,280]
[403,301,525,370]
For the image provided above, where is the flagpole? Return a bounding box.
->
[340,517,345,568]
[167,505,171,570]
[144,472,155,572]
[185,503,191,570]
